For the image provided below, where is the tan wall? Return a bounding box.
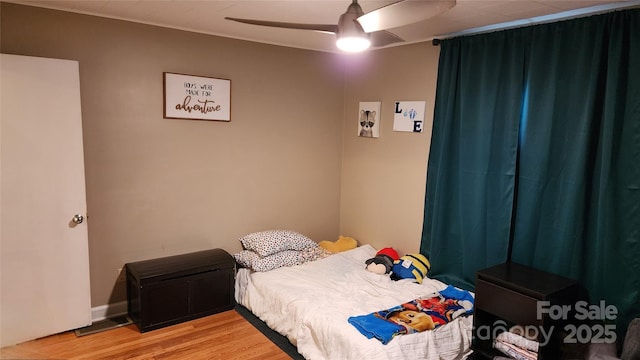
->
[1,3,440,309]
[1,3,345,307]
[340,44,440,256]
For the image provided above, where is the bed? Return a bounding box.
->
[234,242,473,360]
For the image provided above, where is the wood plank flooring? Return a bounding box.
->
[0,310,292,360]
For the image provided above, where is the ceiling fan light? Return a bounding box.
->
[335,1,370,53]
[336,36,371,52]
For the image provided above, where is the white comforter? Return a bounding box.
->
[235,244,473,360]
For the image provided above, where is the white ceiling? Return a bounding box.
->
[6,0,640,53]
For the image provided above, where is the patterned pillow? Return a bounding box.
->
[234,249,304,272]
[240,230,317,257]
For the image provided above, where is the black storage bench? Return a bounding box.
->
[126,248,235,332]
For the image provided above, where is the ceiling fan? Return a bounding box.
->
[225,0,456,53]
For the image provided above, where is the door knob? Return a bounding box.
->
[72,214,84,224]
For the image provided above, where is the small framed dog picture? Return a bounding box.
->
[358,101,381,138]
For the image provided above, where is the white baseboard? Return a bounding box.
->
[91,301,128,322]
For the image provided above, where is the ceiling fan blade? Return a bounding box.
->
[370,30,405,47]
[225,17,338,34]
[357,0,456,33]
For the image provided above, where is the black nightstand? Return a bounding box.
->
[471,262,579,359]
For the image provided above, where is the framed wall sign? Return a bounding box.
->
[358,101,381,138]
[163,72,231,121]
[393,101,426,133]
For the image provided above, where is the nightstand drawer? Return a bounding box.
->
[475,278,542,326]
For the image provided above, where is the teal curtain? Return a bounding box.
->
[422,9,640,334]
[511,10,640,334]
[420,31,524,290]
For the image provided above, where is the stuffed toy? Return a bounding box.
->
[319,235,357,253]
[390,253,430,284]
[365,247,400,274]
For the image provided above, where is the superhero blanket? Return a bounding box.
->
[348,285,474,344]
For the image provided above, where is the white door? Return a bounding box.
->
[1,54,91,347]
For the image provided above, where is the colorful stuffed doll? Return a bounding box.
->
[318,235,357,253]
[365,247,400,274]
[390,253,430,283]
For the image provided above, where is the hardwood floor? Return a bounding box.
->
[0,310,292,360]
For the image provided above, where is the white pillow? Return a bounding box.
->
[233,249,303,272]
[240,230,317,257]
